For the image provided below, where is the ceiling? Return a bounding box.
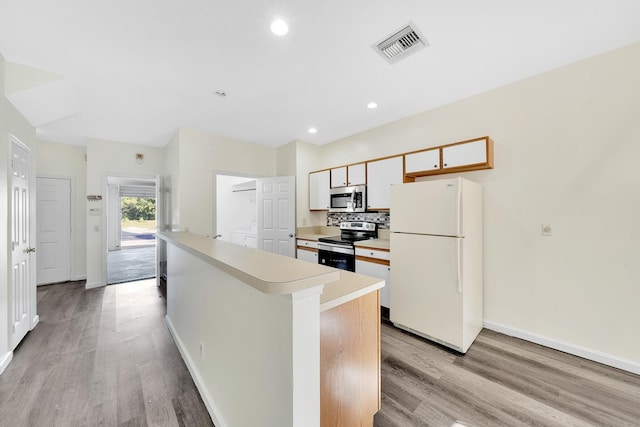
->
[2,1,640,149]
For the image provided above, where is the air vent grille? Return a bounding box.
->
[374,23,428,64]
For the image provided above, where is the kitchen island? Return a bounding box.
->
[158,232,384,427]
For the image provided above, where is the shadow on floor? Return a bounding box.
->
[108,245,156,284]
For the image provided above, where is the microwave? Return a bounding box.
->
[329,185,366,212]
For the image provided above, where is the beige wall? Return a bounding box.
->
[276,140,325,227]
[36,141,87,280]
[297,42,640,364]
[172,128,276,236]
[163,132,180,231]
[1,54,38,368]
[85,138,165,287]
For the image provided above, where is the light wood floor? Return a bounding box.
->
[374,322,640,427]
[0,279,213,427]
[1,280,639,427]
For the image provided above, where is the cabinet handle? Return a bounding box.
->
[444,163,448,167]
[370,252,374,256]
[433,164,438,168]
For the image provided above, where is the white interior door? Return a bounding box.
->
[256,176,295,257]
[36,177,71,285]
[11,138,34,349]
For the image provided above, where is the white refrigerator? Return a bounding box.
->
[390,177,483,353]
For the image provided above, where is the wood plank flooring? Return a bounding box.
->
[374,323,640,427]
[0,280,213,427]
[1,280,639,427]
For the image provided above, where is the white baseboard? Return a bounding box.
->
[0,351,13,375]
[483,320,640,375]
[165,316,227,427]
[74,274,87,281]
[85,281,106,289]
[31,315,40,330]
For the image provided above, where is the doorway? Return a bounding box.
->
[213,173,296,257]
[106,176,157,285]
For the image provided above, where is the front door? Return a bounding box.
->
[36,177,71,285]
[11,137,35,349]
[256,176,296,257]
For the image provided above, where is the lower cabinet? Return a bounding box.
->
[355,248,391,309]
[231,231,257,248]
[297,247,318,263]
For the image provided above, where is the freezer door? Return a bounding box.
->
[390,233,463,349]
[390,178,461,236]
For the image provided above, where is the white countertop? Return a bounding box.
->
[354,239,390,250]
[159,232,383,310]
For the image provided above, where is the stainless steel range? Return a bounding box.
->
[318,222,378,272]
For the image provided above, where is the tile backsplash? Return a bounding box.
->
[327,212,390,229]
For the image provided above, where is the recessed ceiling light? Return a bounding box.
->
[271,19,288,36]
[308,127,318,134]
[214,90,227,97]
[367,102,378,109]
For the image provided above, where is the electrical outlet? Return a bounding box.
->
[199,341,205,360]
[542,224,552,236]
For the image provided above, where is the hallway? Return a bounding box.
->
[0,279,213,426]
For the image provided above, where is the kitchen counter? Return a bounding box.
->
[354,238,390,250]
[159,231,340,295]
[159,232,383,308]
[296,233,333,241]
[158,231,383,426]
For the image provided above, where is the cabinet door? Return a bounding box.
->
[330,167,347,188]
[245,235,257,248]
[309,170,330,210]
[297,248,318,263]
[366,156,403,209]
[347,163,366,186]
[405,148,440,174]
[442,139,487,170]
[355,259,391,308]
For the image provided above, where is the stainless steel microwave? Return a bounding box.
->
[329,185,366,212]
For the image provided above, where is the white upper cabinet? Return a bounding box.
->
[347,163,366,186]
[309,170,330,210]
[405,148,440,175]
[366,156,403,209]
[442,139,488,170]
[330,167,347,188]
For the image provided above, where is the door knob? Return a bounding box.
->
[289,233,294,238]
[26,247,36,253]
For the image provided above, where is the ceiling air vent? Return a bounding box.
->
[373,22,428,64]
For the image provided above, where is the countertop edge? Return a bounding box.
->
[158,232,340,296]
[320,279,384,312]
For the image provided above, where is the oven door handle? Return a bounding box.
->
[318,242,355,256]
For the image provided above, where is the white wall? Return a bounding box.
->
[170,128,276,237]
[164,132,180,231]
[297,43,640,366]
[0,54,38,372]
[36,140,87,279]
[277,140,324,227]
[85,138,164,287]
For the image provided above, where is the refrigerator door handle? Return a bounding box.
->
[456,238,463,294]
[456,177,462,237]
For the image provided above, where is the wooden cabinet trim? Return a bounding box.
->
[355,245,389,252]
[296,246,318,253]
[309,136,493,181]
[355,255,390,266]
